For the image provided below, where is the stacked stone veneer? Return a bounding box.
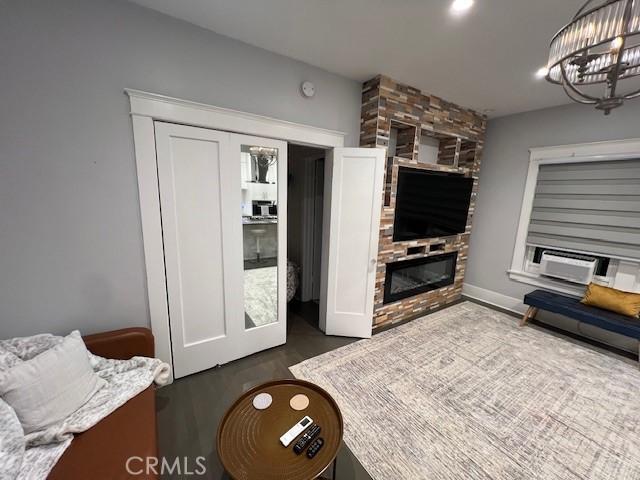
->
[360,75,487,331]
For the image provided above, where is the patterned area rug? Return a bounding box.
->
[290,302,640,479]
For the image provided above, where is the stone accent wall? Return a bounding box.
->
[359,75,487,331]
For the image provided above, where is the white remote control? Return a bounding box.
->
[279,416,313,447]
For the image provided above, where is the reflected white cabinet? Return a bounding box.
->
[266,159,278,184]
[240,152,251,189]
[245,181,277,202]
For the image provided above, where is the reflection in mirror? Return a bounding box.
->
[241,145,278,329]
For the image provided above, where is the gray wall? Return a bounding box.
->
[466,100,640,352]
[0,0,362,338]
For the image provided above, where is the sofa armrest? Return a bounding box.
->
[83,327,154,360]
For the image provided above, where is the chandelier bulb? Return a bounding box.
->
[611,36,624,52]
[536,67,550,78]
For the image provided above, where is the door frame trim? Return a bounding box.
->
[126,89,345,381]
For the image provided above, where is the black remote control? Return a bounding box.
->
[306,437,324,459]
[293,424,321,454]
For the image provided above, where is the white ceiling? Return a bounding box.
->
[130,0,584,117]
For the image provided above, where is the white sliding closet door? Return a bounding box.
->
[155,122,287,378]
[230,133,288,361]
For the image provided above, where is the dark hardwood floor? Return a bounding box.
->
[156,301,373,480]
[156,297,637,479]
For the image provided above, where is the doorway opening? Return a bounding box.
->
[287,144,326,334]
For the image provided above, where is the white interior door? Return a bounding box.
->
[319,147,385,338]
[155,122,287,378]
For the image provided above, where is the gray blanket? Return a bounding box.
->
[0,333,170,480]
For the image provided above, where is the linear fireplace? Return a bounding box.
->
[383,252,457,304]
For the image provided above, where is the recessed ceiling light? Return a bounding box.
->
[535,67,549,79]
[450,0,474,15]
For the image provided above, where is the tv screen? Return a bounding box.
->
[393,167,474,241]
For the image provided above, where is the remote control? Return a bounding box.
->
[280,416,313,447]
[293,424,321,454]
[306,437,324,458]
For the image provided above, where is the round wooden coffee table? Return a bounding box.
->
[217,379,343,480]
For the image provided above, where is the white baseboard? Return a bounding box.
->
[462,283,527,316]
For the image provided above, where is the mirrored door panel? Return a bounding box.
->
[241,144,280,330]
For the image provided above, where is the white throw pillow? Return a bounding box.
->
[0,330,106,434]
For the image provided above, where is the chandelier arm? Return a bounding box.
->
[623,87,640,99]
[608,0,634,97]
[560,62,600,102]
[561,81,599,104]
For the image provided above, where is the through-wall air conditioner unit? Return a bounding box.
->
[540,251,597,285]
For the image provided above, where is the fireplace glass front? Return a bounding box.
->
[383,252,457,304]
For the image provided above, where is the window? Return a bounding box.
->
[509,139,640,296]
[527,160,640,260]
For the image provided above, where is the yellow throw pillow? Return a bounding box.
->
[581,283,640,318]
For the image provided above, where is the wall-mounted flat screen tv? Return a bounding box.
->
[393,167,474,241]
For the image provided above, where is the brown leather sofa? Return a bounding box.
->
[48,327,159,480]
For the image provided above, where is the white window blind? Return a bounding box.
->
[526,159,640,260]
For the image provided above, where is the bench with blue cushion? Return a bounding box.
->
[522,290,640,350]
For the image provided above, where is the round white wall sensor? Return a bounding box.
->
[301,81,315,98]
